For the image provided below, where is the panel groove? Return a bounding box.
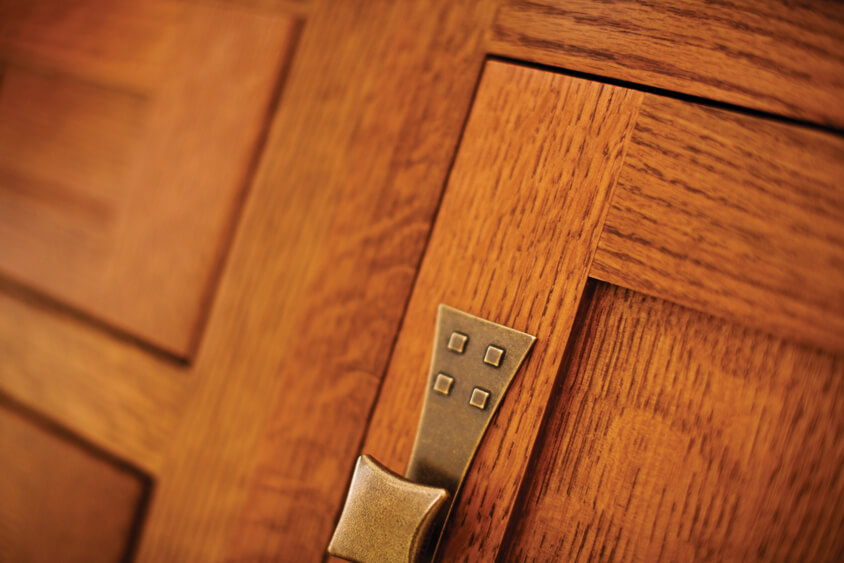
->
[488,55,844,138]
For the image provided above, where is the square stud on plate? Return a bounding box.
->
[433,373,454,396]
[483,345,505,367]
[469,387,490,410]
[447,331,468,354]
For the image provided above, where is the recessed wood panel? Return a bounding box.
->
[490,0,844,128]
[592,94,844,353]
[0,0,297,356]
[0,402,148,562]
[0,66,145,280]
[504,282,844,561]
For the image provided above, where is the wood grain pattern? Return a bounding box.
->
[504,282,844,561]
[360,62,642,562]
[0,0,296,356]
[490,0,844,128]
[211,0,310,16]
[0,281,185,474]
[0,0,176,90]
[2,1,842,560]
[137,1,498,561]
[592,94,844,353]
[0,400,148,562]
[0,66,145,288]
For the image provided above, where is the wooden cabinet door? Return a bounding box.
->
[314,61,842,561]
[498,71,844,560]
[2,1,842,562]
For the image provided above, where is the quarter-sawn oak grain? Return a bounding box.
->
[360,61,642,562]
[592,94,844,353]
[490,0,844,128]
[504,282,844,561]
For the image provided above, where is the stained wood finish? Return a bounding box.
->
[0,0,175,90]
[214,0,310,15]
[0,66,144,261]
[592,95,844,353]
[138,1,498,561]
[1,0,842,560]
[504,282,844,561]
[0,282,184,474]
[0,401,148,562]
[357,62,641,562]
[490,0,844,129]
[0,0,296,356]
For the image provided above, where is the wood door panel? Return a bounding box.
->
[490,0,844,129]
[0,66,145,277]
[592,94,844,353]
[0,0,175,90]
[0,0,297,356]
[0,401,149,562]
[504,282,844,561]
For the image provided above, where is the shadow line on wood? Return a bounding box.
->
[488,55,844,137]
[0,275,187,366]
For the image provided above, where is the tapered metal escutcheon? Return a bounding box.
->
[327,305,536,562]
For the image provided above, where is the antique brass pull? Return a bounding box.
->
[327,305,535,562]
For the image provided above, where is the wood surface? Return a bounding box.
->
[1,0,842,561]
[490,0,844,129]
[0,280,185,475]
[0,0,176,91]
[137,1,498,561]
[0,0,296,356]
[0,400,148,562]
[0,65,144,287]
[592,94,844,353]
[358,62,641,562]
[211,0,310,16]
[503,282,844,561]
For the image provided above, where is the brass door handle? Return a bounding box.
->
[328,305,535,562]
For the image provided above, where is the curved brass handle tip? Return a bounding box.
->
[327,455,449,563]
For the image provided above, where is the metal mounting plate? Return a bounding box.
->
[407,304,536,500]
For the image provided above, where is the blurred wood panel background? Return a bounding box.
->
[0,0,296,356]
[0,281,185,474]
[0,400,148,562]
[0,0,841,561]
